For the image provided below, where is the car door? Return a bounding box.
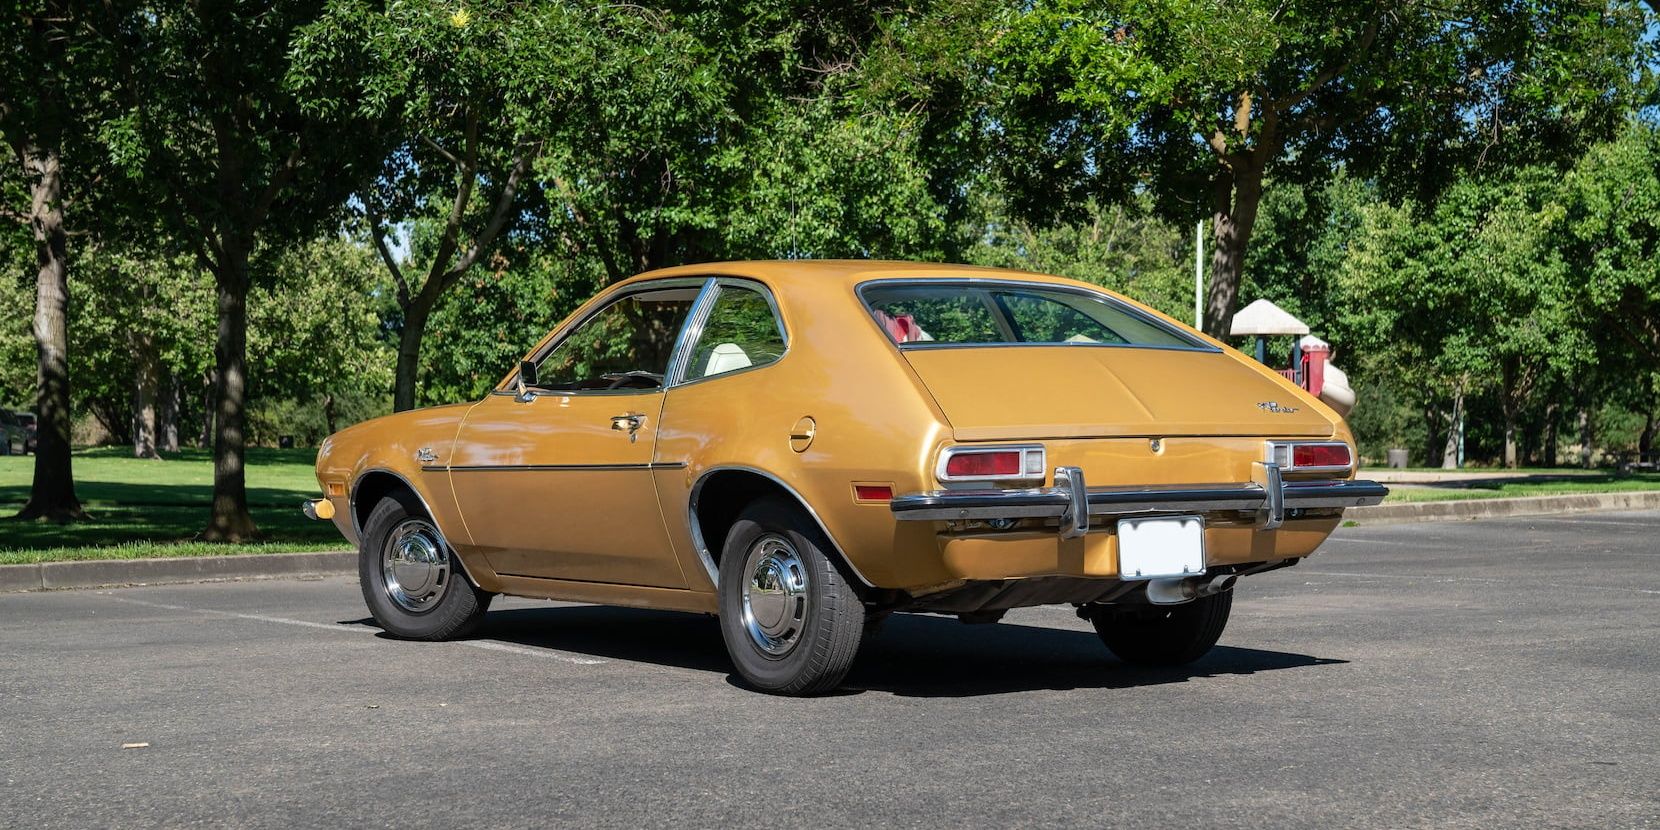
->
[446,279,705,588]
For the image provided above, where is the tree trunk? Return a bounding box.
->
[1424,405,1442,469]
[203,248,257,541]
[1442,389,1464,470]
[1501,398,1519,470]
[201,370,215,448]
[392,294,436,413]
[14,141,85,521]
[1503,420,1518,470]
[323,392,337,436]
[1543,401,1560,468]
[159,374,180,453]
[1202,159,1266,339]
[1641,409,1655,458]
[1577,406,1594,469]
[132,331,161,459]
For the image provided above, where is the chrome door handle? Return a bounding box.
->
[611,413,645,441]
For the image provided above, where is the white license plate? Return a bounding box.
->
[1116,516,1206,580]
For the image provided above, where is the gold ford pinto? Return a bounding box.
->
[306,260,1386,694]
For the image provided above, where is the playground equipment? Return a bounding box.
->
[1230,299,1356,417]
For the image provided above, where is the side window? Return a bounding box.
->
[533,287,698,391]
[686,285,787,379]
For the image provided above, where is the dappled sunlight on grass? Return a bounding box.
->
[0,447,343,562]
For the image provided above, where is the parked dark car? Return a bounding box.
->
[18,411,36,454]
[0,410,26,456]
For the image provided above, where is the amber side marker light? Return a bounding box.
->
[854,484,894,502]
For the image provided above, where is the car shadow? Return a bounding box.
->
[846,616,1346,698]
[370,605,1347,697]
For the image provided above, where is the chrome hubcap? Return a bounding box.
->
[741,534,809,657]
[381,519,450,613]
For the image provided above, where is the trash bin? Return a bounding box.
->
[278,435,295,450]
[1387,448,1408,469]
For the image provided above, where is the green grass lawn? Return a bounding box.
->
[0,447,346,564]
[1382,472,1660,503]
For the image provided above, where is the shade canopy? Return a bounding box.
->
[1230,299,1310,336]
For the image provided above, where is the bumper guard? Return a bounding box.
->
[890,463,1388,538]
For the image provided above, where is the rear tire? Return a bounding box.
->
[359,495,491,641]
[718,497,864,695]
[1092,590,1232,666]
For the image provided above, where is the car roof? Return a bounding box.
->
[619,260,1094,291]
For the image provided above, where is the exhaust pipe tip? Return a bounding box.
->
[1146,573,1237,605]
[1195,574,1237,598]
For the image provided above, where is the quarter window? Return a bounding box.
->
[685,285,786,380]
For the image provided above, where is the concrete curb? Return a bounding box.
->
[1347,490,1660,524]
[0,550,354,593]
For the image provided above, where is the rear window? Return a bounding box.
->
[861,282,1208,350]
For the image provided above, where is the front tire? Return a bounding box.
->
[1092,590,1232,666]
[359,495,491,641]
[718,497,865,695]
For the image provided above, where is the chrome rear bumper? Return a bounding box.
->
[890,463,1388,537]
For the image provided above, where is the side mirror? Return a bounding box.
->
[515,360,539,402]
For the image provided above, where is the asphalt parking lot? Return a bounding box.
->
[3,511,1657,829]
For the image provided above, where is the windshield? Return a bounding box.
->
[861,282,1208,350]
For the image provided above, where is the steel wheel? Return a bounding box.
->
[380,518,451,614]
[740,533,810,657]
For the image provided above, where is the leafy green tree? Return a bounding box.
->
[542,0,959,279]
[1340,172,1587,468]
[1242,173,1373,343]
[404,0,969,406]
[70,247,212,454]
[1561,123,1660,372]
[966,195,1192,320]
[246,235,395,440]
[92,0,384,539]
[985,0,1651,338]
[292,0,599,412]
[0,0,99,519]
[1554,122,1660,464]
[418,251,589,406]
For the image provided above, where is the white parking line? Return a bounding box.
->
[1323,537,1429,547]
[1297,570,1660,595]
[1323,537,1561,555]
[100,594,606,665]
[1517,516,1660,529]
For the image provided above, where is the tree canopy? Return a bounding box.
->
[3,0,1660,543]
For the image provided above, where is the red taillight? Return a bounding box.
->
[938,445,1047,482]
[1290,443,1352,470]
[945,451,1022,478]
[854,484,893,501]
